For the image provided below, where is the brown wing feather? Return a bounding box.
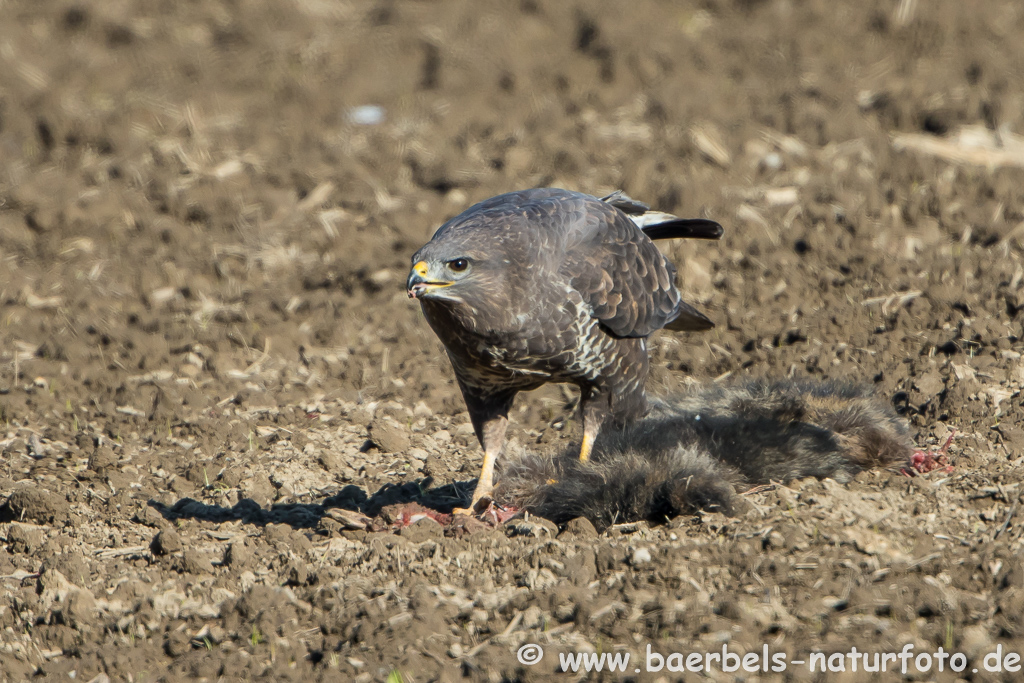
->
[564,199,691,338]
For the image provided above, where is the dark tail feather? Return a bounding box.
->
[664,301,715,331]
[642,218,724,241]
[496,380,913,530]
[599,190,724,241]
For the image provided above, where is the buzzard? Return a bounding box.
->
[407,188,721,513]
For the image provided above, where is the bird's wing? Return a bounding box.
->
[563,197,712,338]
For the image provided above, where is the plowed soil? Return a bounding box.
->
[2,0,1024,681]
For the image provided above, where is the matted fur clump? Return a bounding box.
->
[495,380,913,530]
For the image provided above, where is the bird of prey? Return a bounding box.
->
[407,188,722,513]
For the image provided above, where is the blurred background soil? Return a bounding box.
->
[2,0,1024,680]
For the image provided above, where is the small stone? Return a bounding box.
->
[569,548,597,586]
[178,364,200,378]
[76,433,97,453]
[318,452,344,472]
[521,605,544,629]
[2,438,27,455]
[88,446,118,472]
[64,587,97,628]
[240,475,276,506]
[165,630,191,657]
[287,561,308,585]
[219,468,243,488]
[41,551,89,584]
[959,624,993,660]
[422,455,447,480]
[151,529,183,555]
[454,423,475,437]
[914,371,944,398]
[169,476,196,495]
[561,517,598,538]
[225,540,251,567]
[184,464,211,485]
[7,524,44,554]
[134,506,166,528]
[347,104,385,125]
[1003,565,1024,589]
[370,419,410,453]
[554,603,575,622]
[181,550,214,575]
[506,517,557,538]
[844,527,910,562]
[399,516,444,542]
[631,547,653,565]
[2,486,69,525]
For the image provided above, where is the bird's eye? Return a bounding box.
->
[447,258,469,273]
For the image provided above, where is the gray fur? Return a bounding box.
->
[495,379,913,530]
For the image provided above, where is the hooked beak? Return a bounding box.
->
[407,260,453,299]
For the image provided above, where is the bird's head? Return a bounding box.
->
[406,250,476,302]
[407,217,534,307]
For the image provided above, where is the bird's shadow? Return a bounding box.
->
[148,478,473,530]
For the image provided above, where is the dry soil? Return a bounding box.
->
[2,0,1024,681]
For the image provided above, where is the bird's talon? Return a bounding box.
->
[453,491,494,518]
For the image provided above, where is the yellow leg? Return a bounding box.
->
[453,451,497,515]
[578,387,605,463]
[471,449,497,504]
[454,415,507,515]
[579,421,599,462]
